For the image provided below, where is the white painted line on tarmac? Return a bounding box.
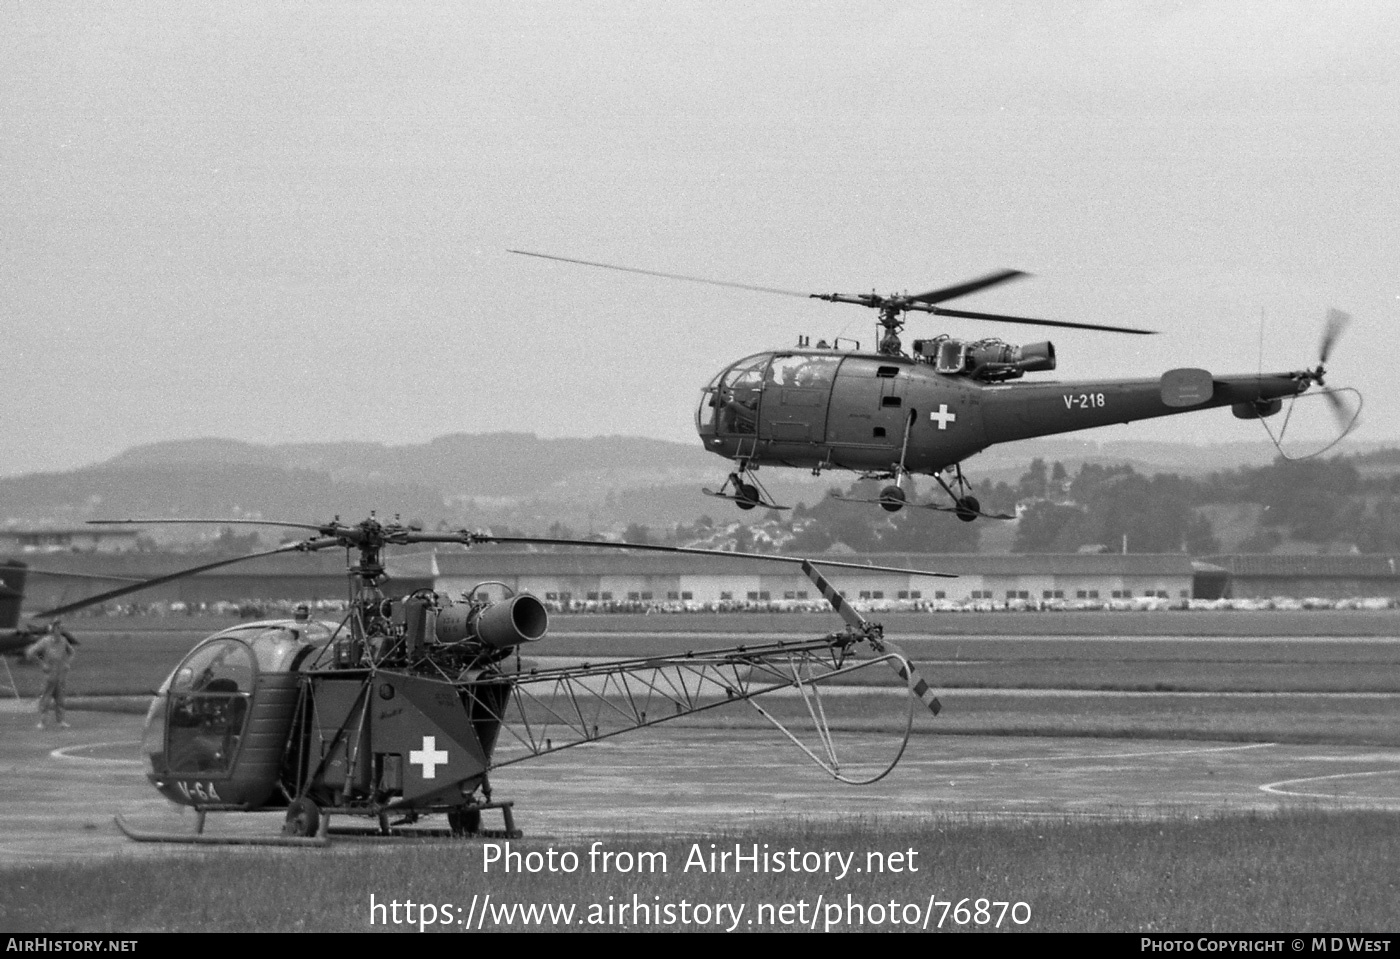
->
[495,740,1280,773]
[1259,767,1400,800]
[900,741,1279,767]
[50,741,142,765]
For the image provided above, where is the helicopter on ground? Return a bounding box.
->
[511,251,1359,520]
[20,516,949,845]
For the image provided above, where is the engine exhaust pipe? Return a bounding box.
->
[436,594,549,649]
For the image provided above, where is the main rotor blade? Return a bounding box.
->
[88,518,335,533]
[24,569,145,583]
[473,535,956,578]
[32,539,341,620]
[38,519,953,620]
[508,250,810,299]
[799,560,940,715]
[90,519,489,550]
[1320,308,1350,364]
[898,269,1027,307]
[928,306,1157,335]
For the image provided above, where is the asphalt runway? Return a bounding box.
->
[1,700,1398,868]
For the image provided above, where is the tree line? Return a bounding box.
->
[618,451,1400,555]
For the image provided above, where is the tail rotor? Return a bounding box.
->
[1317,308,1350,373]
[1269,308,1362,458]
[1311,308,1360,437]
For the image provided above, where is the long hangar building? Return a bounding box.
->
[434,551,1196,606]
[15,548,1400,609]
[8,550,1196,610]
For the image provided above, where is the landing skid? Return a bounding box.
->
[833,492,904,509]
[702,487,790,511]
[908,500,1015,521]
[830,415,1009,519]
[114,799,521,846]
[705,469,790,511]
[115,812,331,848]
[833,492,1014,520]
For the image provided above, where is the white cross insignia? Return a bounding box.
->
[410,735,449,779]
[930,404,957,430]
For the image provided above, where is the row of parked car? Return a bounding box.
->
[67,593,1399,618]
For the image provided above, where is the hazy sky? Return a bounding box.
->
[4,2,1397,477]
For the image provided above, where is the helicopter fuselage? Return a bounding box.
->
[139,610,520,826]
[697,347,1311,477]
[506,250,1342,491]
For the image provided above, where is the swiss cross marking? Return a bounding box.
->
[410,735,449,779]
[930,404,957,430]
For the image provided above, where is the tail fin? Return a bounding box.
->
[0,561,28,630]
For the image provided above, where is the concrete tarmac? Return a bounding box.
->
[1,699,1398,868]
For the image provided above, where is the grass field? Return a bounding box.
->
[4,811,1395,932]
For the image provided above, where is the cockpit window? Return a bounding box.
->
[171,639,255,694]
[697,389,719,431]
[766,354,840,389]
[697,367,726,432]
[163,639,255,775]
[724,354,769,392]
[242,626,303,673]
[716,354,770,435]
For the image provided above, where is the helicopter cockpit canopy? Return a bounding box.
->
[153,637,256,777]
[698,352,771,437]
[142,622,333,780]
[697,352,848,439]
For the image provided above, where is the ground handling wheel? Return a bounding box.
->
[282,797,321,838]
[736,482,760,510]
[448,807,482,837]
[955,495,981,523]
[878,485,906,513]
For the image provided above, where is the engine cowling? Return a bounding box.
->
[962,339,1056,380]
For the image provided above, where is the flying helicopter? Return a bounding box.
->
[19,516,949,845]
[511,251,1359,519]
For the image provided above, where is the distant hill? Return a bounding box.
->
[0,433,724,537]
[2,433,1394,540]
[105,433,719,498]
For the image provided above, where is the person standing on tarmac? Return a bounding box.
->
[25,621,77,729]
